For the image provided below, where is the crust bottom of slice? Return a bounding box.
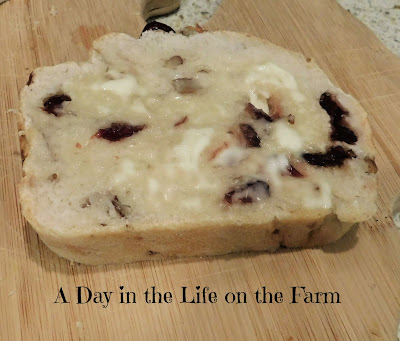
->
[30,214,353,265]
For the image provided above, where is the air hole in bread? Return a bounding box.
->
[172,78,201,94]
[165,55,184,68]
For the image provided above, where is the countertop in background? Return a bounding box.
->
[153,0,400,56]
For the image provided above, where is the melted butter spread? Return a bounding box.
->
[32,43,336,223]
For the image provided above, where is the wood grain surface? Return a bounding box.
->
[1,0,400,339]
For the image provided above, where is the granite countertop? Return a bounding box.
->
[152,0,400,56]
[337,0,400,55]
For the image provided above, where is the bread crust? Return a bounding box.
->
[30,210,352,265]
[18,30,376,265]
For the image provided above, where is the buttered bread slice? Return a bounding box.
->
[19,29,377,264]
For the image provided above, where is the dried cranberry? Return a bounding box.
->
[224,180,270,205]
[43,94,71,116]
[95,123,146,142]
[331,125,357,145]
[141,21,175,36]
[245,103,273,122]
[320,92,345,122]
[319,92,358,145]
[303,146,356,167]
[239,123,261,148]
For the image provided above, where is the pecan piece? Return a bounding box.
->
[287,165,303,177]
[181,24,206,36]
[239,123,261,148]
[267,95,283,120]
[245,103,273,122]
[365,157,378,174]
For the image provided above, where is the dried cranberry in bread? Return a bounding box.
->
[18,28,377,264]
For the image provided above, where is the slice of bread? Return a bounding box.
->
[19,29,377,264]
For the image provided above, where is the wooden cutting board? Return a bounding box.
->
[1,0,400,339]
